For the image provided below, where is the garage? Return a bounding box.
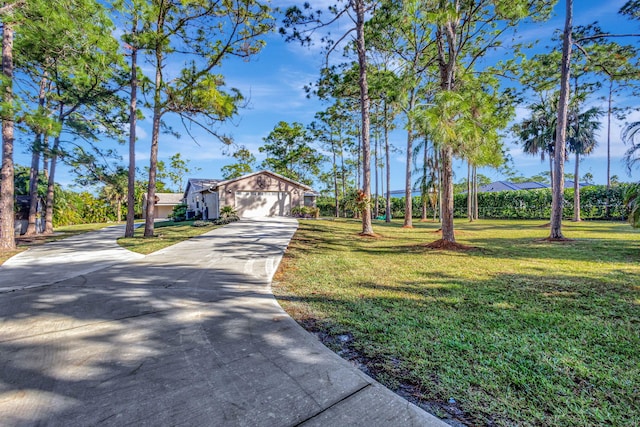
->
[235,191,291,218]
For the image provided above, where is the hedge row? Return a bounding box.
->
[317,185,631,220]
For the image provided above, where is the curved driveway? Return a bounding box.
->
[0,218,444,426]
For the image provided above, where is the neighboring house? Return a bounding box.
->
[478,181,550,193]
[565,180,592,189]
[478,180,592,193]
[386,181,593,198]
[15,195,44,235]
[142,193,184,219]
[385,189,424,198]
[183,170,316,219]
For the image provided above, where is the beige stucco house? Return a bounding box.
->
[183,171,316,219]
[142,193,184,219]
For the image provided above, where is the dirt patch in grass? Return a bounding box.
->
[358,232,383,239]
[536,237,575,243]
[422,239,476,251]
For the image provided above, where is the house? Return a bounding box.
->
[15,195,44,235]
[478,180,592,193]
[142,193,184,219]
[478,181,550,193]
[565,180,592,189]
[183,171,316,219]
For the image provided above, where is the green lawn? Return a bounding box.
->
[272,219,640,426]
[117,220,220,254]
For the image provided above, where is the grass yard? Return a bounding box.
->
[117,220,220,254]
[272,218,640,426]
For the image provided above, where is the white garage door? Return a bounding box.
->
[235,191,291,218]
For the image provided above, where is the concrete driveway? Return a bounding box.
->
[0,218,444,426]
[0,224,144,292]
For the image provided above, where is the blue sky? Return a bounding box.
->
[14,0,640,194]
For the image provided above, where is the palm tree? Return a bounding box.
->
[624,184,640,228]
[567,106,602,221]
[622,121,640,227]
[515,98,557,185]
[622,121,640,172]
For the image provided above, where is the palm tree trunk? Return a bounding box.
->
[441,146,455,242]
[421,141,428,221]
[473,165,479,220]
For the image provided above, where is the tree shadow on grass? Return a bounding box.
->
[274,268,640,426]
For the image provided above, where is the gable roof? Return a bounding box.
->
[184,170,314,195]
[213,170,314,191]
[154,193,183,205]
[183,178,223,198]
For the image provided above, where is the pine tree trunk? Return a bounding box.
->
[25,134,41,236]
[26,75,48,236]
[421,141,428,221]
[144,105,161,237]
[605,80,612,219]
[550,0,573,240]
[403,94,415,228]
[573,152,581,222]
[0,21,15,249]
[384,102,391,223]
[331,136,339,217]
[355,0,373,235]
[467,162,472,221]
[435,149,440,222]
[125,30,138,238]
[44,135,60,235]
[374,124,379,219]
[144,34,165,238]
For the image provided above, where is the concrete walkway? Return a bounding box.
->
[0,218,445,426]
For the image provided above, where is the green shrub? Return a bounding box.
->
[192,220,213,227]
[291,206,320,218]
[169,204,188,222]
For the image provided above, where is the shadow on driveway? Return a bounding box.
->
[0,218,443,426]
